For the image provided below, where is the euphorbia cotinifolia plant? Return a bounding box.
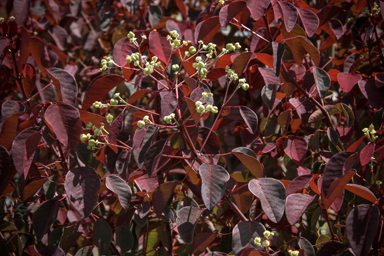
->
[0,0,384,255]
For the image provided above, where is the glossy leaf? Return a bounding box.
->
[46,67,78,106]
[194,16,221,44]
[313,67,331,98]
[219,1,247,26]
[360,142,375,166]
[286,193,316,225]
[281,24,306,65]
[247,0,270,21]
[148,31,172,64]
[346,204,380,256]
[93,218,113,255]
[160,91,177,117]
[239,106,258,133]
[248,178,286,223]
[337,73,362,93]
[261,84,277,110]
[11,127,40,178]
[298,237,315,256]
[297,8,319,37]
[286,175,313,195]
[33,198,60,241]
[323,171,355,210]
[258,67,280,85]
[272,42,285,76]
[176,206,206,243]
[105,174,132,210]
[232,221,265,254]
[232,147,263,178]
[345,184,378,204]
[359,79,384,109]
[316,241,347,256]
[82,74,125,110]
[133,125,158,168]
[23,178,48,202]
[144,139,167,177]
[233,52,257,77]
[283,135,308,166]
[44,103,82,150]
[14,0,31,25]
[278,1,298,32]
[199,163,230,210]
[64,167,101,219]
[298,36,320,66]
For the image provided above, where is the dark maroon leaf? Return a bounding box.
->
[272,42,285,76]
[199,163,230,210]
[11,127,40,178]
[297,8,319,37]
[47,67,78,106]
[278,1,298,32]
[322,152,354,199]
[239,106,258,134]
[219,1,247,26]
[192,232,218,256]
[133,125,158,168]
[160,91,177,117]
[327,127,339,146]
[176,206,206,244]
[346,204,380,256]
[337,73,362,93]
[92,218,112,255]
[198,127,221,156]
[144,139,167,177]
[82,74,125,110]
[29,37,52,75]
[324,171,355,210]
[74,246,92,256]
[298,237,315,256]
[38,245,65,256]
[232,221,265,254]
[286,175,313,195]
[285,193,316,225]
[114,226,133,254]
[113,38,138,66]
[232,147,263,178]
[148,31,172,64]
[247,0,270,21]
[64,167,100,219]
[33,198,60,241]
[48,26,67,51]
[360,143,375,166]
[109,111,123,142]
[1,100,24,118]
[344,53,363,73]
[258,67,280,85]
[232,52,256,77]
[13,0,30,25]
[328,18,344,40]
[248,178,286,223]
[152,181,178,218]
[148,5,163,27]
[316,241,347,256]
[345,184,378,204]
[375,73,384,88]
[261,84,277,110]
[283,135,308,166]
[194,16,221,44]
[0,146,12,195]
[313,67,331,98]
[44,103,82,150]
[105,174,132,210]
[289,98,316,124]
[359,79,384,109]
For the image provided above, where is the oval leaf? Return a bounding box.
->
[247,0,271,21]
[232,221,265,254]
[360,142,375,166]
[285,193,316,225]
[297,8,319,37]
[248,178,286,223]
[313,67,331,98]
[93,218,112,255]
[239,106,258,134]
[278,1,298,32]
[47,67,78,106]
[346,204,380,256]
[105,174,132,210]
[176,206,206,244]
[283,135,308,166]
[114,226,133,254]
[261,84,277,110]
[337,72,362,93]
[194,16,221,44]
[64,167,101,219]
[33,198,60,241]
[148,31,172,64]
[232,147,263,178]
[199,163,230,210]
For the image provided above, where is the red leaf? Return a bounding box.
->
[359,79,384,109]
[18,27,31,72]
[232,221,266,254]
[247,0,271,21]
[79,110,109,131]
[297,8,319,37]
[64,167,101,219]
[285,194,316,225]
[286,174,313,195]
[249,178,286,223]
[160,91,177,117]
[278,1,298,32]
[29,37,51,75]
[33,198,60,241]
[82,74,125,110]
[192,232,217,256]
[148,31,172,64]
[239,106,259,133]
[259,67,280,85]
[337,73,362,93]
[328,18,344,40]
[44,103,82,150]
[232,147,263,178]
[199,163,230,210]
[219,1,247,26]
[194,16,221,44]
[323,170,355,210]
[176,206,206,243]
[48,25,67,51]
[360,142,375,166]
[345,184,378,204]
[11,127,40,178]
[152,181,178,218]
[113,37,138,66]
[105,174,132,210]
[47,67,78,106]
[174,0,187,19]
[283,136,308,166]
[13,0,30,25]
[375,73,384,88]
[232,52,256,77]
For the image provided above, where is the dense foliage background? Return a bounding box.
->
[0,0,384,255]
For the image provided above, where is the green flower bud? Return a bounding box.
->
[170,30,179,38]
[88,139,96,147]
[226,43,235,51]
[172,64,180,71]
[173,39,181,47]
[235,42,241,49]
[211,106,218,114]
[254,237,261,244]
[9,16,15,21]
[195,101,202,107]
[137,120,146,128]
[164,116,172,124]
[141,35,147,40]
[169,113,175,119]
[93,101,102,108]
[86,122,93,128]
[195,56,202,62]
[94,128,102,137]
[110,99,119,105]
[241,83,250,91]
[127,31,135,39]
[126,56,132,63]
[263,230,271,238]
[152,56,158,62]
[80,134,88,142]
[185,51,190,57]
[189,46,197,54]
[262,240,270,247]
[106,114,114,124]
[206,105,213,111]
[196,105,205,113]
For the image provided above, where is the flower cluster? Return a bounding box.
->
[288,249,300,256]
[137,115,153,128]
[195,101,218,114]
[163,113,176,124]
[192,56,208,79]
[100,56,116,72]
[362,124,378,141]
[80,122,108,150]
[254,230,275,249]
[238,78,250,91]
[225,66,238,81]
[126,53,162,75]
